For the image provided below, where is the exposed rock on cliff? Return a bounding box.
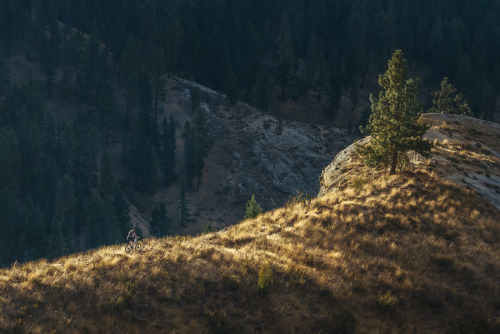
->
[319,113,500,209]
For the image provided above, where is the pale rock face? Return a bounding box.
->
[318,137,369,198]
[318,113,500,210]
[165,77,354,229]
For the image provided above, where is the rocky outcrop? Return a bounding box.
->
[422,113,500,210]
[158,78,354,230]
[318,137,369,197]
[318,113,500,210]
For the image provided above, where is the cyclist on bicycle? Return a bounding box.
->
[127,229,139,246]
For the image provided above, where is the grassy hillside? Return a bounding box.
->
[1,163,499,333]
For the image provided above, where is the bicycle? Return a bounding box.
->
[125,237,143,253]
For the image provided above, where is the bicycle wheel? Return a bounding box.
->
[125,244,133,253]
[135,241,142,252]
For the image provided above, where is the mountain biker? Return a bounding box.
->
[127,229,139,246]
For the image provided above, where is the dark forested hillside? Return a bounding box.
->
[1,0,500,121]
[1,0,500,266]
[0,76,132,266]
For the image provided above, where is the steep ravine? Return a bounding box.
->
[132,77,354,233]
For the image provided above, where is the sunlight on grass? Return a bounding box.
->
[1,161,499,333]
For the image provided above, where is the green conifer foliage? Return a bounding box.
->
[357,50,431,175]
[183,121,196,188]
[192,111,211,190]
[225,66,239,104]
[99,150,115,200]
[150,202,170,237]
[183,113,212,191]
[178,189,193,227]
[113,187,132,237]
[430,77,471,116]
[244,194,262,219]
[161,115,177,186]
[0,56,9,100]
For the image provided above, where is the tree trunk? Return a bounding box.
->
[389,147,398,175]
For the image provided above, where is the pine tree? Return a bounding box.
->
[244,194,262,219]
[122,70,139,160]
[0,55,9,100]
[276,59,290,101]
[150,202,170,237]
[149,46,167,122]
[357,50,431,175]
[183,113,210,191]
[137,71,155,139]
[75,129,99,194]
[99,150,115,200]
[429,77,471,116]
[85,192,104,249]
[0,127,21,189]
[55,174,76,226]
[192,111,211,190]
[101,198,122,244]
[82,35,102,104]
[95,78,118,145]
[0,0,23,54]
[48,218,68,258]
[224,66,239,104]
[54,174,77,253]
[113,186,132,236]
[255,64,269,111]
[183,121,196,188]
[60,31,81,97]
[57,124,77,176]
[161,115,176,186]
[20,197,45,260]
[178,188,192,227]
[326,63,342,118]
[129,136,159,193]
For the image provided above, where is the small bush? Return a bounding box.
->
[244,194,262,219]
[258,262,274,296]
[286,191,311,207]
[116,281,135,307]
[377,290,398,314]
[206,223,215,233]
[161,270,170,282]
[352,177,367,192]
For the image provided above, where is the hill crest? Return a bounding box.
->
[320,113,500,209]
[1,114,499,333]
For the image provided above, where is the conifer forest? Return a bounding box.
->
[1,0,499,266]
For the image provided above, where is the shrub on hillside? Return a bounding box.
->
[376,290,398,315]
[258,262,274,296]
[244,194,262,219]
[286,191,311,207]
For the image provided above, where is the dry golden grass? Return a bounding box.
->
[1,168,500,333]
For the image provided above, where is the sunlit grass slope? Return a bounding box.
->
[1,169,500,333]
